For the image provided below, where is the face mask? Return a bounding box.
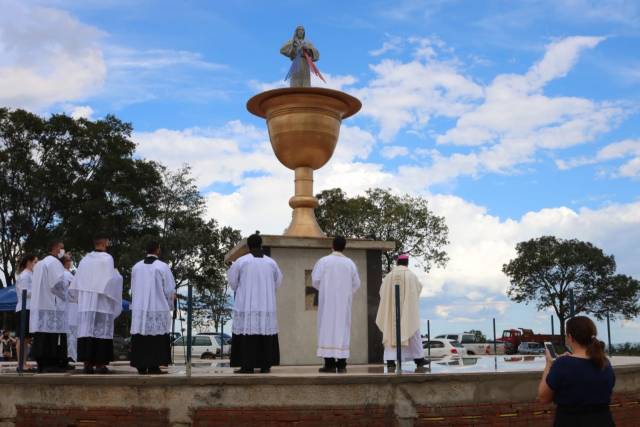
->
[57,249,65,259]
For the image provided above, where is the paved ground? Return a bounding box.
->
[3,355,639,377]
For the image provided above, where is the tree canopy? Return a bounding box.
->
[502,236,640,339]
[0,108,163,285]
[315,188,449,272]
[0,109,241,332]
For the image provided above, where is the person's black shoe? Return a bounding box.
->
[318,366,337,373]
[259,368,271,373]
[414,358,427,368]
[234,368,254,374]
[337,367,347,374]
[95,367,111,375]
[147,367,167,375]
[137,368,147,375]
[83,366,95,374]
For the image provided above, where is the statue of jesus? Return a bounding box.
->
[280,26,321,88]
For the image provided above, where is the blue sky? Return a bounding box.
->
[2,0,639,342]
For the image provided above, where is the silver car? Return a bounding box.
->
[517,341,545,355]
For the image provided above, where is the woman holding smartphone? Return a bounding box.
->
[538,316,615,426]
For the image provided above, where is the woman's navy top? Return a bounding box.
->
[546,355,615,407]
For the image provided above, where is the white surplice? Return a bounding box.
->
[29,255,68,333]
[15,270,33,312]
[376,265,423,360]
[130,257,176,336]
[70,252,123,340]
[312,252,361,359]
[228,253,283,336]
[64,270,78,360]
[64,270,78,327]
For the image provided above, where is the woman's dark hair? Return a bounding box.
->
[566,316,608,370]
[18,254,37,273]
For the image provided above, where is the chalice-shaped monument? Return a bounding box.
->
[227,27,393,365]
[247,87,360,236]
[248,25,361,237]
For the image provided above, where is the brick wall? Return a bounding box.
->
[10,393,640,426]
[15,406,169,427]
[191,392,640,427]
[192,406,396,427]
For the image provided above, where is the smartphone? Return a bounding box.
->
[544,342,557,359]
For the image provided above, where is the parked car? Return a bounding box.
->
[498,328,562,355]
[422,338,468,358]
[198,332,231,340]
[434,333,506,355]
[517,341,545,355]
[171,334,230,360]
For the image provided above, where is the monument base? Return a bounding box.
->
[225,235,395,365]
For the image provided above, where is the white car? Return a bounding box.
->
[422,338,468,358]
[435,333,506,355]
[171,334,230,361]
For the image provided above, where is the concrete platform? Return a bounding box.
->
[2,356,640,426]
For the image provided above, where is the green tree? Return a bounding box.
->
[502,236,640,341]
[315,188,449,272]
[190,221,241,332]
[148,166,241,331]
[0,108,162,285]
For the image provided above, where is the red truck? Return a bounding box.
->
[497,328,563,355]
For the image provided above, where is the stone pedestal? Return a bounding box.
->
[225,235,395,365]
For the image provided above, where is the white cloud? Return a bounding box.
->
[134,121,377,189]
[0,0,107,110]
[106,46,226,71]
[354,38,483,142]
[373,36,626,187]
[432,299,511,320]
[102,45,231,107]
[380,145,409,159]
[557,139,640,178]
[438,37,612,148]
[426,195,640,298]
[434,305,452,318]
[0,1,231,111]
[68,105,94,120]
[369,34,403,57]
[618,157,640,178]
[133,121,277,188]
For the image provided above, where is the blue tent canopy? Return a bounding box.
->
[0,286,17,312]
[0,286,130,312]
